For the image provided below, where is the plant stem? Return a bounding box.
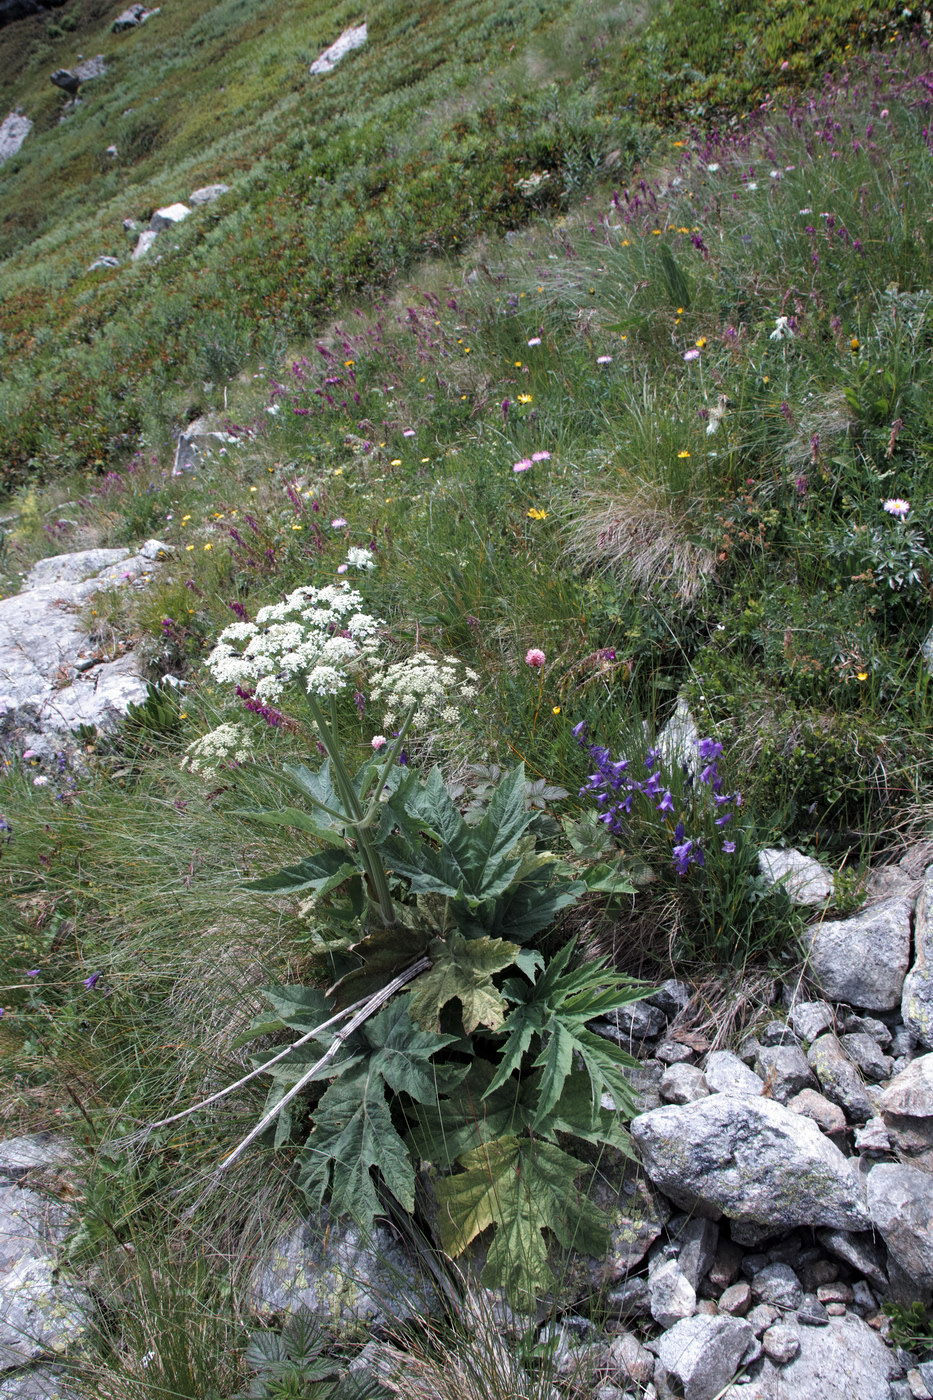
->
[216,955,430,1173]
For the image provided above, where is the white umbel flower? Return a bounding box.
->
[369,654,479,730]
[183,723,251,775]
[769,316,795,341]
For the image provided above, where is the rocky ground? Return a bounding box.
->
[2,547,933,1399]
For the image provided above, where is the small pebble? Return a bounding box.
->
[816,1282,853,1305]
[762,1324,801,1364]
[719,1283,752,1316]
[797,1295,830,1326]
[747,1304,781,1336]
[759,1020,800,1047]
[843,1013,893,1048]
[708,1241,744,1289]
[908,1370,933,1400]
[797,1258,839,1291]
[656,1039,696,1065]
[826,1303,847,1316]
[851,1281,877,1316]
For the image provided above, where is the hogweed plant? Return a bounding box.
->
[156,561,649,1307]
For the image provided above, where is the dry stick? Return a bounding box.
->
[143,993,373,1133]
[216,955,431,1175]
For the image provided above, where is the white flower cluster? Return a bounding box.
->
[205,583,382,701]
[368,654,479,729]
[183,722,251,775]
[769,316,795,341]
[345,546,375,570]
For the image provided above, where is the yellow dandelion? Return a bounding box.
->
[527,507,548,520]
[552,706,561,714]
[517,393,533,404]
[514,361,523,368]
[203,543,213,551]
[390,458,402,466]
[344,359,355,367]
[850,337,860,350]
[678,450,691,459]
[857,671,868,681]
[695,337,707,348]
[185,544,194,551]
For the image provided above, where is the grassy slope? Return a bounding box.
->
[0,0,910,481]
[0,5,930,1392]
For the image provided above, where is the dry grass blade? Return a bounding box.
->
[565,483,717,604]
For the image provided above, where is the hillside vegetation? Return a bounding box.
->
[0,0,931,1393]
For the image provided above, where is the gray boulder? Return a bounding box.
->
[87,255,120,270]
[112,3,158,29]
[50,56,105,92]
[0,1258,93,1371]
[755,1045,816,1103]
[49,69,79,93]
[248,1215,437,1330]
[806,895,913,1011]
[649,1257,696,1327]
[660,1062,710,1105]
[189,183,230,204]
[817,1228,888,1291]
[309,22,367,75]
[630,1095,870,1230]
[789,1001,835,1043]
[719,1312,900,1398]
[867,1163,933,1287]
[840,1033,894,1083]
[759,848,833,906]
[704,1051,764,1096]
[150,202,190,232]
[588,1164,671,1281]
[0,543,169,744]
[655,1314,754,1400]
[877,1053,933,1160]
[0,1135,74,1183]
[903,866,933,1048]
[656,696,700,775]
[786,1088,847,1137]
[806,1035,874,1123]
[131,230,158,260]
[0,112,31,165]
[0,1369,79,1398]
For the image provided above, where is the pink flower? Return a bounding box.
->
[531,451,551,462]
[596,355,613,364]
[513,459,533,473]
[371,735,387,750]
[525,648,546,668]
[883,498,910,519]
[527,336,542,346]
[683,348,701,362]
[336,564,348,573]
[403,429,416,437]
[330,517,348,528]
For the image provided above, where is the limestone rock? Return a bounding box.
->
[867,1163,933,1287]
[647,979,692,1020]
[0,1135,74,1183]
[589,1165,671,1281]
[704,1051,764,1096]
[649,1258,696,1328]
[112,3,158,29]
[603,1331,654,1386]
[854,1117,892,1155]
[673,1216,719,1289]
[656,696,700,774]
[0,544,167,743]
[149,203,190,232]
[877,1053,933,1161]
[786,1088,847,1138]
[660,1062,710,1105]
[630,1096,870,1230]
[0,1257,92,1371]
[131,229,158,260]
[0,1369,80,1398]
[0,112,31,165]
[309,22,367,75]
[74,55,106,82]
[841,1033,894,1083]
[88,255,119,270]
[248,1215,437,1330]
[655,1314,754,1400]
[762,1324,800,1363]
[759,848,833,906]
[755,1045,816,1103]
[189,183,230,204]
[723,1312,901,1398]
[903,867,933,1049]
[49,69,80,93]
[596,1000,667,1049]
[806,1035,874,1123]
[789,1001,835,1043]
[806,896,913,1011]
[751,1263,803,1310]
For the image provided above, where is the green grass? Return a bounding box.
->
[0,12,932,1397]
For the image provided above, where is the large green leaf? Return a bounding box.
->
[382,766,537,909]
[468,856,583,944]
[408,932,520,1033]
[485,939,646,1126]
[298,995,459,1227]
[434,1135,609,1309]
[407,1059,525,1164]
[327,923,433,1006]
[244,848,359,898]
[234,804,349,849]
